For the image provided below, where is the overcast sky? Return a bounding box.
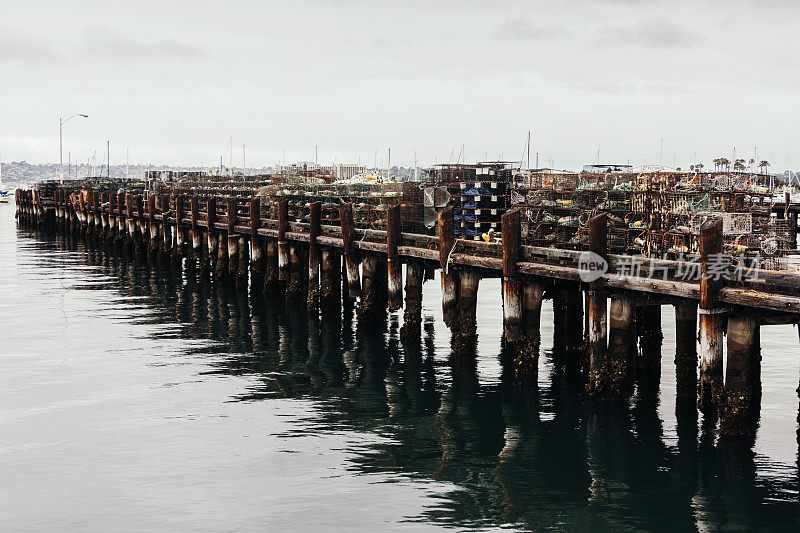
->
[1,0,798,171]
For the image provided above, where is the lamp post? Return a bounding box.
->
[59,114,88,183]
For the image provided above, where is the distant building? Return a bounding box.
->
[332,163,366,180]
[582,164,633,173]
[275,162,366,182]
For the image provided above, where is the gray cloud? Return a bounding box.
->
[597,18,704,48]
[0,30,60,63]
[493,17,561,40]
[83,26,205,60]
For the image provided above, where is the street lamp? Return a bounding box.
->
[59,114,88,183]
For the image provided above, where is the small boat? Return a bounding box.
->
[0,155,9,203]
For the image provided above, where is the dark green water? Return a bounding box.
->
[2,207,799,531]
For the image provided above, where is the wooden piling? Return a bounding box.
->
[339,203,361,300]
[400,259,424,340]
[206,197,218,273]
[451,269,480,358]
[277,200,289,288]
[438,207,458,328]
[606,294,634,399]
[107,192,117,243]
[587,213,608,395]
[515,280,545,378]
[134,195,145,257]
[160,195,172,259]
[125,193,135,255]
[720,314,761,440]
[320,248,341,311]
[174,195,186,262]
[264,238,279,295]
[249,197,263,291]
[307,201,321,310]
[146,196,157,256]
[286,242,305,302]
[227,198,239,277]
[216,226,228,279]
[190,196,201,268]
[501,208,523,347]
[699,217,724,414]
[386,204,403,311]
[358,253,380,319]
[100,192,109,239]
[237,235,249,288]
[115,193,123,243]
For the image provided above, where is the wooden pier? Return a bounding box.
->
[15,187,800,441]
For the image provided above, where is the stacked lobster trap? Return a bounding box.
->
[510,169,796,269]
[429,162,515,240]
[263,182,424,231]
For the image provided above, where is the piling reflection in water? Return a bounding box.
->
[23,225,800,531]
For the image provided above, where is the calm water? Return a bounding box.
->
[2,205,800,532]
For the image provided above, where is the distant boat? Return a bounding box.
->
[0,155,10,203]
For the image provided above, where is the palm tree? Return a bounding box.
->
[734,158,746,171]
[748,158,755,171]
[712,158,722,171]
[759,160,770,174]
[720,158,730,171]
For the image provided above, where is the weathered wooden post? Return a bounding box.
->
[100,192,109,239]
[134,195,145,257]
[95,191,103,237]
[95,191,103,236]
[207,197,219,274]
[160,195,172,259]
[358,252,380,319]
[85,191,94,237]
[699,217,724,414]
[84,190,93,236]
[226,198,239,277]
[249,197,264,291]
[720,314,761,441]
[116,192,126,243]
[320,248,341,311]
[501,208,523,348]
[277,200,289,288]
[190,196,201,268]
[606,294,634,399]
[174,195,186,262]
[307,201,321,310]
[675,301,698,413]
[587,213,608,395]
[237,233,249,288]
[124,193,135,255]
[452,269,480,358]
[386,204,403,311]
[438,207,458,327]
[147,196,158,257]
[216,199,229,278]
[400,259,425,340]
[286,240,305,302]
[517,280,545,378]
[339,203,361,300]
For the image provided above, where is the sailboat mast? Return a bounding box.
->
[527,131,531,170]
